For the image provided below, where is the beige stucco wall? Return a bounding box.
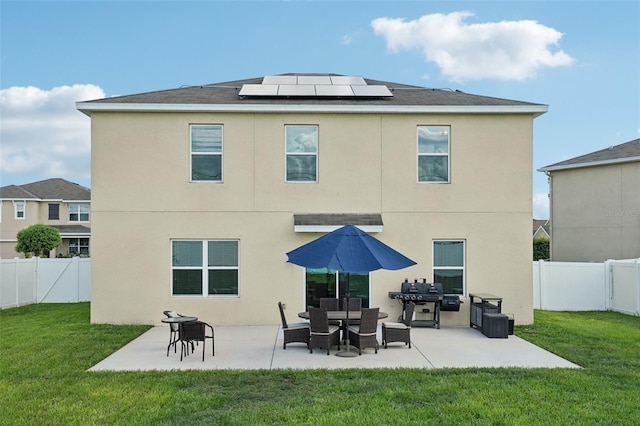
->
[549,162,640,261]
[89,111,535,326]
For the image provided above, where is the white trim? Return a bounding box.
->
[77,102,548,117]
[13,200,25,220]
[294,225,383,233]
[538,156,640,172]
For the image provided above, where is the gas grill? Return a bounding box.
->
[388,279,444,328]
[388,279,462,329]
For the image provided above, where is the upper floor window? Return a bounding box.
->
[14,201,25,220]
[69,203,89,222]
[172,239,239,296]
[191,124,223,182]
[48,203,60,220]
[433,240,465,295]
[418,125,450,183]
[286,125,318,182]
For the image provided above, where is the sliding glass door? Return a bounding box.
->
[305,268,370,310]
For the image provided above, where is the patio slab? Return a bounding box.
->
[89,325,581,371]
[89,324,580,371]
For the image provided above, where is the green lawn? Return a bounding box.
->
[1,303,639,425]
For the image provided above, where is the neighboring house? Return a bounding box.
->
[533,219,550,240]
[539,139,640,261]
[77,73,547,326]
[0,178,91,258]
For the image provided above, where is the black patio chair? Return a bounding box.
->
[179,320,214,361]
[319,298,342,326]
[163,310,183,356]
[347,307,380,355]
[308,308,341,355]
[278,301,310,349]
[381,302,415,349]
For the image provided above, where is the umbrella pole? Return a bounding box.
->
[336,273,358,357]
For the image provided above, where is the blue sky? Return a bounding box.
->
[1,1,639,219]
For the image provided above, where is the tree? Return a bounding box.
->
[533,239,550,261]
[15,224,62,258]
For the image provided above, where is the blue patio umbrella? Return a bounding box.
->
[286,224,416,356]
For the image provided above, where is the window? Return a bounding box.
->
[172,240,239,296]
[69,203,89,222]
[14,201,25,220]
[304,268,369,310]
[418,125,450,182]
[191,125,223,182]
[433,240,465,295]
[48,203,60,220]
[286,125,318,182]
[69,238,89,255]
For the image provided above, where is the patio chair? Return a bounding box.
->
[308,308,341,355]
[347,307,380,355]
[342,297,362,328]
[163,310,182,356]
[179,320,214,361]
[381,302,415,349]
[319,298,342,326]
[278,301,310,349]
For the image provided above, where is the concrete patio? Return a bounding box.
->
[89,325,581,371]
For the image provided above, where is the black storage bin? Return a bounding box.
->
[482,313,508,338]
[506,314,514,335]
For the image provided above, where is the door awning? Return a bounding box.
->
[293,213,383,233]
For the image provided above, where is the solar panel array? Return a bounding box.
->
[239,75,393,98]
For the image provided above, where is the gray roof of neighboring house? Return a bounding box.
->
[539,138,640,172]
[0,178,91,201]
[77,73,547,116]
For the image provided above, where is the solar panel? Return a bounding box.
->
[351,85,393,97]
[330,76,366,86]
[277,84,316,96]
[298,75,332,85]
[239,75,393,98]
[315,85,355,96]
[263,75,297,85]
[238,84,279,96]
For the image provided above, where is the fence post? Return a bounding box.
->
[636,258,640,316]
[604,259,613,311]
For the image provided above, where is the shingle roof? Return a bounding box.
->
[0,178,90,201]
[539,139,640,172]
[77,74,547,114]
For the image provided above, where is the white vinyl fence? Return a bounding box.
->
[0,257,91,309]
[533,259,640,316]
[2,257,638,317]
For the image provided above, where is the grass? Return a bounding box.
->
[1,303,639,425]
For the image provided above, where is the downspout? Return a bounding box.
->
[544,171,553,260]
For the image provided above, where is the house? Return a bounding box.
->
[533,219,550,240]
[0,178,91,258]
[539,138,640,261]
[76,73,547,326]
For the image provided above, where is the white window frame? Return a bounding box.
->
[417,125,451,183]
[190,124,224,183]
[69,238,90,255]
[14,201,25,220]
[285,125,319,183]
[68,203,89,222]
[432,239,466,295]
[171,239,240,297]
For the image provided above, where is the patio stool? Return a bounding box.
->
[482,313,508,338]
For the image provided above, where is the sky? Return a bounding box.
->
[1,1,639,219]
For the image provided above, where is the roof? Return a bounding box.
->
[50,225,91,236]
[0,178,91,201]
[533,219,550,238]
[539,138,640,172]
[77,73,548,117]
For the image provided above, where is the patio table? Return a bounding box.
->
[161,316,197,356]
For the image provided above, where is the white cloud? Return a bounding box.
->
[533,192,550,220]
[371,11,574,82]
[0,84,104,184]
[341,34,353,45]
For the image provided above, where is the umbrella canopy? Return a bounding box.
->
[286,224,416,274]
